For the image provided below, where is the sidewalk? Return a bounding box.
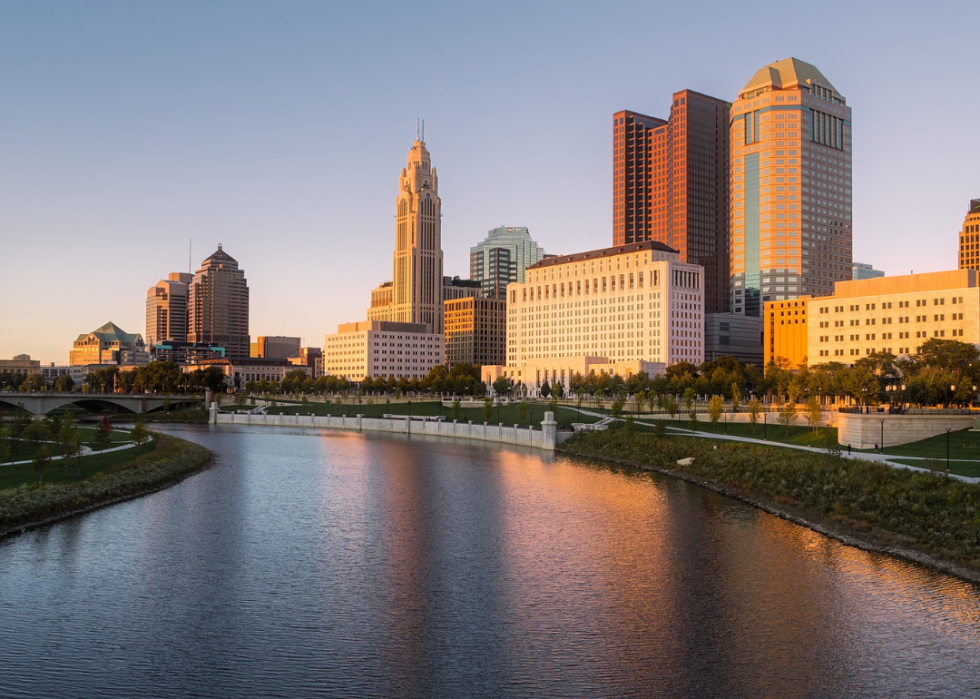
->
[566,407,980,484]
[2,440,137,467]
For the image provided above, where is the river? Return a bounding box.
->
[1,424,979,698]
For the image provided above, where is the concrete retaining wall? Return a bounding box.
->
[838,413,979,450]
[210,407,559,451]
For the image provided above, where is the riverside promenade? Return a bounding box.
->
[210,403,563,451]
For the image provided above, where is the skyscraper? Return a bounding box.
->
[729,58,852,317]
[469,226,547,299]
[187,244,250,359]
[145,272,192,347]
[612,90,731,313]
[386,134,444,333]
[957,198,980,271]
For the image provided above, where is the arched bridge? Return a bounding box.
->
[0,393,203,415]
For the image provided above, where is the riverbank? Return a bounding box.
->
[559,431,980,584]
[0,433,212,538]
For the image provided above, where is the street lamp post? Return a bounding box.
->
[764,411,767,440]
[497,404,501,425]
[946,425,951,476]
[880,418,884,454]
[408,400,412,434]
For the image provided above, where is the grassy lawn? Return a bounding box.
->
[7,427,131,463]
[877,427,980,466]
[0,435,157,490]
[221,400,599,428]
[887,457,980,478]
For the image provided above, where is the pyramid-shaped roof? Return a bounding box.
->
[76,322,142,344]
[742,57,837,94]
[202,243,238,266]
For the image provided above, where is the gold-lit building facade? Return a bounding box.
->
[730,58,852,317]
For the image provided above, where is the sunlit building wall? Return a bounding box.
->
[730,58,852,317]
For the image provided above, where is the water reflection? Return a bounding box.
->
[0,424,978,698]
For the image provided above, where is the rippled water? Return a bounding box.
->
[2,425,980,698]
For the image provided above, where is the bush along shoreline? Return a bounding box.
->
[559,430,980,583]
[0,433,211,537]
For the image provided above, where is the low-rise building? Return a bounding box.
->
[764,270,980,366]
[0,354,41,373]
[444,296,506,368]
[704,313,764,366]
[482,358,664,397]
[323,321,444,383]
[70,322,149,367]
[256,336,301,359]
[186,358,311,390]
[152,341,226,364]
[764,298,810,367]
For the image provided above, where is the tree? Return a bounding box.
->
[804,397,824,443]
[540,382,551,399]
[683,387,697,428]
[12,403,32,438]
[635,390,648,416]
[748,398,763,436]
[131,422,150,455]
[663,395,679,423]
[452,397,462,420]
[56,421,80,471]
[611,395,625,419]
[32,445,51,482]
[778,401,797,434]
[708,395,724,431]
[54,375,75,392]
[730,383,742,413]
[21,373,46,392]
[61,429,83,476]
[483,397,494,422]
[94,416,113,453]
[551,382,564,400]
[0,426,11,466]
[492,377,511,397]
[23,419,48,452]
[518,399,529,422]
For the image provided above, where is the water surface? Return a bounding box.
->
[1,425,978,698]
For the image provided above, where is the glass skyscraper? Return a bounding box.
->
[469,227,546,299]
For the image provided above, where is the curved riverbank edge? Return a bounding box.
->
[0,434,213,540]
[557,442,980,586]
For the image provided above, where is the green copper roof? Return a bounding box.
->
[75,321,141,343]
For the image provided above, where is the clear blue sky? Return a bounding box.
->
[2,0,978,363]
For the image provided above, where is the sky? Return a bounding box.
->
[1,0,978,363]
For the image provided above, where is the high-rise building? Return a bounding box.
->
[444,296,507,368]
[730,57,852,317]
[853,262,885,280]
[612,90,731,314]
[372,135,444,333]
[957,199,980,271]
[146,272,193,347]
[442,276,482,302]
[469,226,547,299]
[187,244,250,359]
[329,131,447,381]
[256,336,301,359]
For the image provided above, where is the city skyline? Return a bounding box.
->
[2,2,978,362]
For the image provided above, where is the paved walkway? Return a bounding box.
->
[567,407,980,484]
[2,441,137,467]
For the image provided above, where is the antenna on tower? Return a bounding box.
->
[416,117,419,140]
[421,119,424,141]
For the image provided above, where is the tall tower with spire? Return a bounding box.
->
[387,132,444,333]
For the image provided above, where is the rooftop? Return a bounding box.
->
[526,240,677,270]
[742,57,837,95]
